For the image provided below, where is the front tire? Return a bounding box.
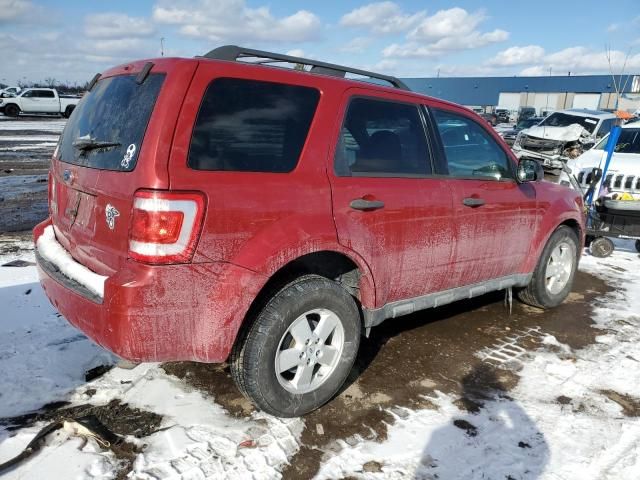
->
[518,226,579,309]
[635,239,640,253]
[4,104,19,117]
[230,275,361,417]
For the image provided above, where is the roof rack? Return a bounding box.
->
[201,45,410,91]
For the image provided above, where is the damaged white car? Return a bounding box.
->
[513,109,617,172]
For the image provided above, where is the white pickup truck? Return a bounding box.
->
[0,88,81,118]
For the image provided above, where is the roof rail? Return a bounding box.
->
[201,45,410,91]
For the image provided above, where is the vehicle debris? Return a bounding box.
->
[513,109,617,172]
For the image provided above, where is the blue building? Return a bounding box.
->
[401,74,640,114]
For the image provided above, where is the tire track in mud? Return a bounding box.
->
[164,270,610,479]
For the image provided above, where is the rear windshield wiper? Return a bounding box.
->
[72,138,121,152]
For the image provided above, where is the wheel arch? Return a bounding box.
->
[230,249,374,359]
[523,213,585,273]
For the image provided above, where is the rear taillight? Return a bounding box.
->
[128,190,206,264]
[49,171,57,215]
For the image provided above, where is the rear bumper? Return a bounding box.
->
[34,218,265,363]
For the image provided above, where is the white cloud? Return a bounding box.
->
[0,0,30,22]
[152,0,321,43]
[285,48,305,57]
[487,45,545,67]
[517,47,640,76]
[407,7,483,41]
[606,23,619,33]
[84,13,155,39]
[340,2,425,34]
[340,37,372,54]
[381,8,508,58]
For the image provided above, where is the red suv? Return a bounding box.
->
[34,46,584,417]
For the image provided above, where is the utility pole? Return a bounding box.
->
[160,37,165,57]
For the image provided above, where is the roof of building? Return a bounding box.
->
[400,74,639,106]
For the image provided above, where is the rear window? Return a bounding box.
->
[58,74,165,171]
[188,78,320,173]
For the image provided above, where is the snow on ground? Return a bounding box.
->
[0,118,66,132]
[0,249,304,479]
[0,239,639,479]
[316,241,640,480]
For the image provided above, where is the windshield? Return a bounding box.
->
[58,73,165,171]
[594,128,640,153]
[538,112,599,133]
[517,118,540,129]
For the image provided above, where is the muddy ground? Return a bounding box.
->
[0,115,58,232]
[163,269,610,479]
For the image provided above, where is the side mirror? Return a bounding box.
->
[517,158,543,183]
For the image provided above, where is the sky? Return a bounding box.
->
[1,0,639,86]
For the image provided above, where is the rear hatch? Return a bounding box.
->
[50,67,168,276]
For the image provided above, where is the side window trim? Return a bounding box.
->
[334,94,434,178]
[430,106,517,182]
[423,105,449,176]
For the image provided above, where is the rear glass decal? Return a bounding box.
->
[121,143,136,169]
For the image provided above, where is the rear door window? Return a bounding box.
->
[58,74,165,171]
[432,108,513,180]
[188,78,320,173]
[334,97,432,176]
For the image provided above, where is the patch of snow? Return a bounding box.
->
[314,242,640,480]
[82,366,304,479]
[0,142,57,151]
[0,136,59,142]
[0,263,113,418]
[36,225,107,298]
[0,119,66,132]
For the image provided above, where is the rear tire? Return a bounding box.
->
[63,105,75,118]
[4,104,19,117]
[517,226,579,309]
[584,235,595,247]
[230,275,361,417]
[590,237,614,258]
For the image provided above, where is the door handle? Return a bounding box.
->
[462,197,485,207]
[350,199,385,211]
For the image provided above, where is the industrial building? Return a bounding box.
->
[402,74,640,115]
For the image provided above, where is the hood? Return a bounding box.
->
[522,123,590,142]
[566,148,606,173]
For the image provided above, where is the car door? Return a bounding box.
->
[19,89,38,112]
[329,90,455,308]
[429,107,539,286]
[39,90,58,112]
